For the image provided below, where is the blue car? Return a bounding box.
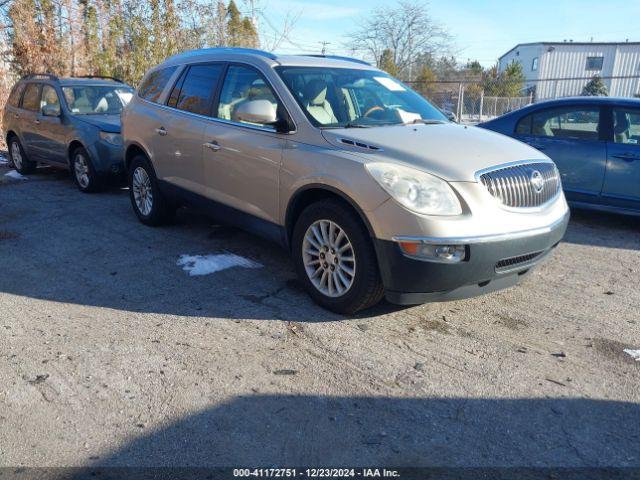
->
[480,97,640,216]
[3,74,135,192]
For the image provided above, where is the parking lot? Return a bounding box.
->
[0,163,639,469]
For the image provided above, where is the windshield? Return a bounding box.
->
[62,85,134,115]
[276,66,447,128]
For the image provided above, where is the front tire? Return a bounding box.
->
[8,137,36,174]
[292,199,384,314]
[128,155,174,226]
[71,147,102,193]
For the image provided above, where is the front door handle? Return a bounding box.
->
[612,152,640,162]
[203,141,221,152]
[13,113,19,119]
[34,119,40,125]
[155,127,167,136]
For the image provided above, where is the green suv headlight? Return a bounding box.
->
[366,162,462,216]
[99,131,123,146]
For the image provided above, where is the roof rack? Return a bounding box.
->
[21,73,59,81]
[301,55,371,66]
[167,47,278,62]
[77,75,124,83]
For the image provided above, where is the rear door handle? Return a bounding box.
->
[203,141,221,152]
[155,127,167,136]
[13,113,19,119]
[34,119,40,125]
[612,152,640,162]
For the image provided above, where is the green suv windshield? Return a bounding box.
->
[276,66,447,128]
[62,85,134,115]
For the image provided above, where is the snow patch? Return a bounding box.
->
[177,253,262,276]
[4,170,27,180]
[623,349,640,362]
[0,154,8,165]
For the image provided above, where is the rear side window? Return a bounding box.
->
[7,83,26,108]
[613,108,640,144]
[138,66,178,103]
[22,83,41,111]
[167,64,223,116]
[516,107,600,141]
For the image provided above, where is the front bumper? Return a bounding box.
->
[376,211,570,305]
[88,140,125,176]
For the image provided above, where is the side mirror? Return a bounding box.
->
[234,99,278,126]
[42,104,61,117]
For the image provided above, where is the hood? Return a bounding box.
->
[74,114,121,133]
[321,123,549,182]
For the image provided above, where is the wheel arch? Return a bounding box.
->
[124,143,152,173]
[5,129,18,145]
[284,184,376,250]
[67,140,88,167]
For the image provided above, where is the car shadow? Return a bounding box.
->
[44,395,640,478]
[564,208,640,251]
[0,171,411,322]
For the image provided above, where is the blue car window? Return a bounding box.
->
[519,107,600,141]
[613,109,640,145]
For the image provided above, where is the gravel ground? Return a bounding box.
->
[0,164,639,470]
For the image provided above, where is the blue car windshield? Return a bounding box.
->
[62,86,134,115]
[276,66,447,128]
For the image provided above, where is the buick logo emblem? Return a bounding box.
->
[530,170,544,193]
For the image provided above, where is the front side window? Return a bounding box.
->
[217,65,282,127]
[613,108,640,144]
[531,57,539,71]
[40,85,61,115]
[167,64,224,115]
[517,107,600,141]
[276,66,446,128]
[586,56,604,71]
[62,85,134,115]
[138,66,178,103]
[22,83,41,111]
[8,83,26,108]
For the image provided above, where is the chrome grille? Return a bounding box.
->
[479,162,560,209]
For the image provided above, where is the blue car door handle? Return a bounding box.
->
[612,152,640,162]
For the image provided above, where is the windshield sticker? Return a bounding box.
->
[374,77,406,92]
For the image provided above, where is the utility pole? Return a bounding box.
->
[319,41,331,55]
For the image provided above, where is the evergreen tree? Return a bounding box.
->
[582,75,608,96]
[379,49,399,77]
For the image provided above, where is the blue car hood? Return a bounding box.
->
[74,114,121,133]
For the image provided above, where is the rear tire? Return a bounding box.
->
[71,146,102,193]
[8,136,36,174]
[128,155,174,226]
[292,198,384,314]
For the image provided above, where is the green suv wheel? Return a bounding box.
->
[8,137,36,175]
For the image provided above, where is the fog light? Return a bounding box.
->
[397,241,467,263]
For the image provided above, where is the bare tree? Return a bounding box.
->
[347,0,450,79]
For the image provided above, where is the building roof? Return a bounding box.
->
[499,41,640,61]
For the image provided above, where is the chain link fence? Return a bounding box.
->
[406,75,640,124]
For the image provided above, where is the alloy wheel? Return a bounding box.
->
[132,166,153,216]
[74,153,90,189]
[302,219,356,297]
[11,141,22,170]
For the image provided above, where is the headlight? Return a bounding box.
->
[365,162,462,215]
[99,131,122,146]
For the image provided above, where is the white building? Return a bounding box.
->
[498,41,640,100]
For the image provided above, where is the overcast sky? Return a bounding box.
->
[254,0,640,66]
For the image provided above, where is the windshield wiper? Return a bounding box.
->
[342,123,372,128]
